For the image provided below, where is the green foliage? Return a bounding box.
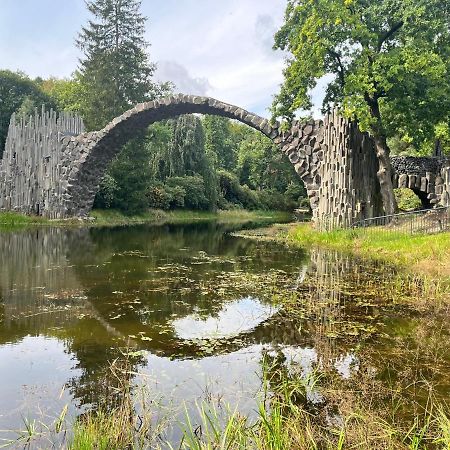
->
[217,170,297,211]
[0,70,55,157]
[40,77,86,113]
[218,170,258,209]
[236,128,302,194]
[204,115,237,171]
[97,116,308,215]
[273,0,449,151]
[94,174,119,209]
[166,176,210,210]
[394,188,422,211]
[106,135,152,214]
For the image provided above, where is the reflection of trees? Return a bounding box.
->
[3,224,436,416]
[0,223,309,411]
[0,228,88,344]
[69,222,309,355]
[0,228,135,410]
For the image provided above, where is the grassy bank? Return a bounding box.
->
[0,209,292,229]
[237,222,450,279]
[90,208,292,226]
[0,211,49,227]
[292,224,450,278]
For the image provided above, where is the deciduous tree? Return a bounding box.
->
[0,70,55,157]
[273,0,449,215]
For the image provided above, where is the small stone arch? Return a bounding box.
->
[391,156,449,210]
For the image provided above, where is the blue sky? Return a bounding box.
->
[0,0,327,117]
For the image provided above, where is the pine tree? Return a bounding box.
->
[76,0,157,130]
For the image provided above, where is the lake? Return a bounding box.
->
[0,220,449,447]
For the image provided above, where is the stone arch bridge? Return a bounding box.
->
[0,94,449,226]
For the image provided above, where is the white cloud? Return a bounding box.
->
[155,61,211,96]
[145,0,288,116]
[0,0,329,118]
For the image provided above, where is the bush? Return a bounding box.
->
[166,176,210,210]
[394,188,422,211]
[146,183,186,210]
[284,182,306,204]
[94,174,119,209]
[218,170,260,209]
[258,190,288,211]
[239,185,262,209]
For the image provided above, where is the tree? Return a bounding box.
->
[273,0,449,215]
[0,70,55,157]
[40,77,86,114]
[203,116,237,172]
[107,133,152,214]
[235,126,305,200]
[78,0,173,214]
[76,0,165,130]
[147,116,218,210]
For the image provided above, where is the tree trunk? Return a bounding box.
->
[367,97,398,216]
[433,138,443,157]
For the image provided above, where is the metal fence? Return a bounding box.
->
[351,206,450,235]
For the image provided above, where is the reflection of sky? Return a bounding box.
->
[282,346,318,377]
[173,297,278,339]
[138,344,265,443]
[280,346,324,404]
[0,336,81,439]
[334,353,359,379]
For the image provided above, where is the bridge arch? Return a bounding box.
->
[4,95,446,224]
[390,156,448,209]
[63,95,284,216]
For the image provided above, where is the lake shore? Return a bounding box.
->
[234,222,450,280]
[0,209,292,229]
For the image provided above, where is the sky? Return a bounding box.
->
[0,0,327,118]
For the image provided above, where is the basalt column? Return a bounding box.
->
[316,112,384,228]
[0,108,84,218]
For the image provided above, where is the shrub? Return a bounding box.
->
[94,174,119,209]
[166,176,210,210]
[217,170,260,209]
[394,188,422,211]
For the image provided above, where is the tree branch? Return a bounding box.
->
[327,49,346,87]
[377,21,404,52]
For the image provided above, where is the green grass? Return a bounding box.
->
[0,212,50,230]
[288,224,450,278]
[7,350,450,449]
[63,363,450,449]
[90,208,291,226]
[0,209,292,230]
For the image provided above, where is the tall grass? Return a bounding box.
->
[288,224,450,279]
[0,211,48,228]
[5,358,450,449]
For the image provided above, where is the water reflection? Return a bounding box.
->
[0,222,448,442]
[173,297,278,339]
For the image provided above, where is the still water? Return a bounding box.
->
[0,220,449,445]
